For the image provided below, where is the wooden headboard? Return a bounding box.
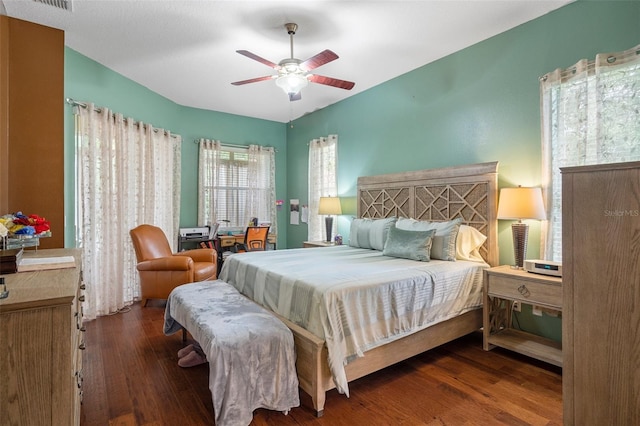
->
[357,162,499,266]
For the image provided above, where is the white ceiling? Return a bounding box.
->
[2,0,571,123]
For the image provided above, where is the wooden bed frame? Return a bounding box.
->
[276,161,499,416]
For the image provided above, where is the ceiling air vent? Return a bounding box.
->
[33,0,72,12]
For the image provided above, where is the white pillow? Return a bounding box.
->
[396,217,462,261]
[456,224,487,262]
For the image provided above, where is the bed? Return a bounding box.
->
[219,161,499,416]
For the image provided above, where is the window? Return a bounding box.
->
[308,135,338,241]
[198,140,276,232]
[540,45,640,261]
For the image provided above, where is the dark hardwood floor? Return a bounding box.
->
[80,302,562,425]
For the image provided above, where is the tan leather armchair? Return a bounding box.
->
[130,224,217,306]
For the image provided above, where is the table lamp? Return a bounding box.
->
[497,186,546,269]
[318,196,342,243]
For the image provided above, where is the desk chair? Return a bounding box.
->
[233,226,270,253]
[130,224,217,306]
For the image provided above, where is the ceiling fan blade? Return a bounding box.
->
[300,49,339,71]
[308,74,355,90]
[231,76,275,86]
[236,50,280,69]
[289,92,302,102]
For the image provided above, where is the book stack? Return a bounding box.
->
[0,248,23,274]
[17,255,76,272]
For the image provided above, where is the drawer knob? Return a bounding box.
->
[79,342,86,350]
[517,284,531,298]
[80,325,86,332]
[80,283,86,290]
[78,295,85,302]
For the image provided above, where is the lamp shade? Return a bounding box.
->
[275,73,308,95]
[318,196,342,215]
[497,187,546,220]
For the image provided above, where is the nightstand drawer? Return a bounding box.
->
[488,275,561,308]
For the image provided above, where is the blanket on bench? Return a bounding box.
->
[164,280,300,426]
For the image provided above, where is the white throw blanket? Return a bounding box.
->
[164,281,300,426]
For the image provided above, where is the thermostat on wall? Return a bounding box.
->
[524,259,562,277]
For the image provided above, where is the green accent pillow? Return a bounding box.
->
[382,226,435,262]
[369,217,397,250]
[395,217,463,261]
[349,217,397,250]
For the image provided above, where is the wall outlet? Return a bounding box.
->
[532,305,543,316]
[512,301,521,312]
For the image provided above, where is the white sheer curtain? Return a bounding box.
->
[308,135,338,241]
[75,103,181,320]
[246,145,277,234]
[540,44,640,261]
[198,139,224,226]
[198,140,276,233]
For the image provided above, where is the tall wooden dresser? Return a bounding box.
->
[0,249,84,426]
[0,16,65,249]
[562,161,640,425]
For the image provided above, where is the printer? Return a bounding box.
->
[179,227,210,239]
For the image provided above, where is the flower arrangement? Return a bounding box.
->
[0,212,51,238]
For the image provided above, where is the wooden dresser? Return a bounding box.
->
[562,161,640,425]
[0,249,84,426]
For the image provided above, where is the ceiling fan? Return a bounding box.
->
[231,23,355,101]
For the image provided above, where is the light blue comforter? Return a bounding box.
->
[219,245,487,396]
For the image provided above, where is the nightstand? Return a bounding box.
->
[483,265,562,366]
[302,241,336,248]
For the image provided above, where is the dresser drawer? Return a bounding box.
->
[488,275,561,309]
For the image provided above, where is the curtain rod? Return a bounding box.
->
[65,98,180,139]
[194,139,278,152]
[194,140,247,149]
[539,45,640,82]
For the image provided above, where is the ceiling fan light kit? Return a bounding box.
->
[232,23,355,102]
[276,73,308,96]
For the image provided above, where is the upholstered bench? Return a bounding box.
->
[164,280,299,426]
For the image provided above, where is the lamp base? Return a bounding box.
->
[325,216,334,243]
[511,222,529,269]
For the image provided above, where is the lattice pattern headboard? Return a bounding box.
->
[357,162,499,266]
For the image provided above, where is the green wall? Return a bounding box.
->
[63,49,288,248]
[283,1,639,342]
[285,1,640,265]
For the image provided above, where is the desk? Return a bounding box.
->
[216,233,276,275]
[218,234,277,250]
[303,241,335,248]
[177,235,215,252]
